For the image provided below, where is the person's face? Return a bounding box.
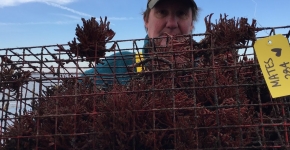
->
[145,0,194,38]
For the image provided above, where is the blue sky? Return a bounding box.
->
[0,0,289,49]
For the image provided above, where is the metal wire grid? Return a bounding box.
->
[0,26,290,149]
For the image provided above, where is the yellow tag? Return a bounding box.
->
[254,34,290,98]
[135,52,144,72]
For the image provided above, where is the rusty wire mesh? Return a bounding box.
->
[1,15,290,150]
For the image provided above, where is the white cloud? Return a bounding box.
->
[54,14,81,20]
[51,13,134,21]
[0,20,77,25]
[0,17,133,26]
[44,2,92,17]
[0,0,75,7]
[0,0,134,22]
[107,17,134,20]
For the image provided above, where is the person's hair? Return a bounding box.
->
[142,1,199,31]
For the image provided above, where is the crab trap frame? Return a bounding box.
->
[1,15,290,149]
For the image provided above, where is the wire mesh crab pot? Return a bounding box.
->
[1,15,290,149]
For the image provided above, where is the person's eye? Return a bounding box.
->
[155,10,168,18]
[177,10,189,19]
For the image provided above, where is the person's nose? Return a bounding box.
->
[166,14,178,30]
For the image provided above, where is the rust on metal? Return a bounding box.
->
[1,14,290,149]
